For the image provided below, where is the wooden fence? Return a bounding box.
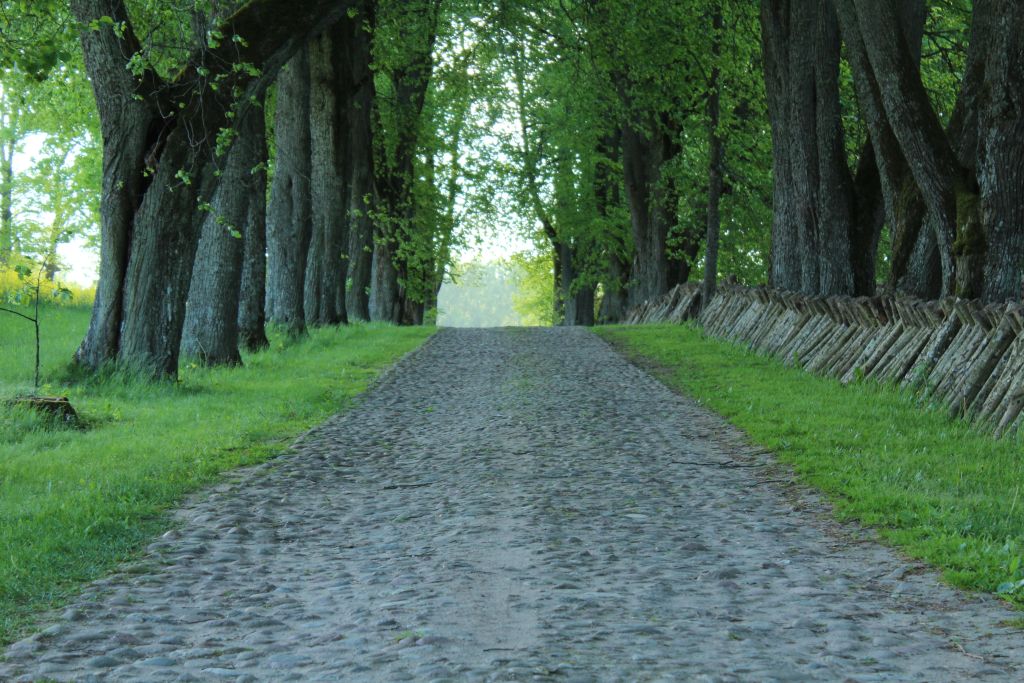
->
[624,282,1024,438]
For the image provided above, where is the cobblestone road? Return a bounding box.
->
[3,328,1022,681]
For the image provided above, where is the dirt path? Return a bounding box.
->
[3,328,1022,681]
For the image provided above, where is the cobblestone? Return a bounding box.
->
[3,328,1022,681]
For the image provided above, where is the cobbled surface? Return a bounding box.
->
[4,327,1023,682]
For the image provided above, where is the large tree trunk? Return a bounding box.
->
[305,25,353,326]
[598,250,629,323]
[345,1,377,321]
[812,1,855,295]
[237,95,270,352]
[847,0,968,296]
[74,0,354,377]
[761,0,864,296]
[266,47,313,336]
[760,0,804,292]
[977,1,1024,302]
[71,0,155,369]
[181,105,266,365]
[622,118,680,307]
[834,0,932,297]
[557,241,594,327]
[595,132,629,324]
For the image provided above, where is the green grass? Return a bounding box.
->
[598,324,1024,604]
[0,303,431,643]
[0,305,94,394]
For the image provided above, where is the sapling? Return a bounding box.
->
[0,257,72,391]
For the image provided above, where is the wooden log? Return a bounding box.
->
[870,326,920,382]
[902,315,962,390]
[969,341,1016,424]
[807,324,858,374]
[826,327,875,378]
[7,396,81,427]
[995,375,1024,438]
[948,317,1018,418]
[841,321,904,384]
[931,326,989,401]
[976,336,1024,425]
[876,328,933,385]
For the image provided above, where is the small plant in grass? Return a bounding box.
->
[0,257,80,427]
[0,258,73,391]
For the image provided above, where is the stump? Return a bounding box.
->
[7,396,81,427]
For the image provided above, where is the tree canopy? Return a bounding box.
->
[1,0,1019,378]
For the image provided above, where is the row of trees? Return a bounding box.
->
[2,0,1021,380]
[488,0,1020,328]
[2,0,479,377]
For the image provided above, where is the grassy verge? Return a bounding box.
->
[598,324,1024,605]
[0,304,432,643]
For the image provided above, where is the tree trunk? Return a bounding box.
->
[0,138,14,261]
[594,130,629,323]
[813,1,855,295]
[266,47,313,336]
[760,0,804,292]
[305,26,350,326]
[71,0,155,369]
[761,0,864,296]
[369,240,401,323]
[181,105,266,365]
[703,6,724,306]
[345,1,376,321]
[598,250,630,323]
[622,118,679,307]
[834,0,932,297]
[370,1,439,325]
[73,0,354,377]
[848,0,966,296]
[977,1,1024,302]
[237,95,270,352]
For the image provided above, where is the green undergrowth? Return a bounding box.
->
[598,324,1024,606]
[0,303,431,643]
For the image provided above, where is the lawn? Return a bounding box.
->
[0,303,431,643]
[598,324,1024,605]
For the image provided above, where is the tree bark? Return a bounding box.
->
[237,95,270,352]
[369,240,401,323]
[556,240,595,327]
[595,131,629,323]
[181,104,266,365]
[834,0,932,297]
[73,0,354,377]
[71,0,156,369]
[702,6,724,306]
[977,1,1024,302]
[622,117,680,307]
[812,1,855,295]
[345,0,377,321]
[760,0,805,292]
[266,47,313,336]
[305,25,353,326]
[848,0,966,296]
[761,0,867,296]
